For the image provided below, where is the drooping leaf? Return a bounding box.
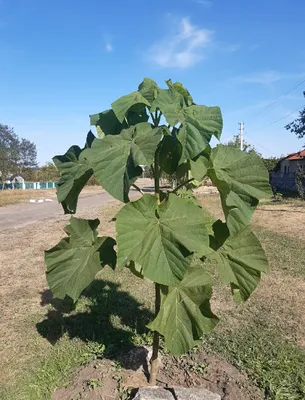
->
[206,145,272,234]
[138,78,159,104]
[126,260,144,279]
[81,122,162,202]
[158,135,182,175]
[90,105,149,137]
[126,103,149,125]
[151,88,185,126]
[209,220,269,302]
[165,79,193,106]
[148,263,218,355]
[53,132,94,214]
[178,105,223,161]
[116,194,209,286]
[151,89,223,161]
[90,109,124,135]
[191,145,272,234]
[45,217,116,302]
[111,91,151,123]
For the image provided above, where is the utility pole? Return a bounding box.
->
[239,122,244,151]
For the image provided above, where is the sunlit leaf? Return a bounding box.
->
[45,216,116,302]
[53,132,94,214]
[151,89,223,161]
[209,220,269,302]
[148,263,218,355]
[191,145,272,234]
[116,194,209,286]
[111,91,151,123]
[82,123,162,202]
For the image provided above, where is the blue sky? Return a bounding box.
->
[1,0,305,164]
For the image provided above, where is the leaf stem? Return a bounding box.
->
[149,283,161,385]
[154,152,160,204]
[171,178,194,193]
[132,184,144,195]
[149,138,162,385]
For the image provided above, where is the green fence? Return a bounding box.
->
[0,182,57,190]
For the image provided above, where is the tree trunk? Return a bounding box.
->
[149,283,161,385]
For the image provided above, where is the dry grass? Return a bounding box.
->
[0,189,57,207]
[0,201,121,386]
[0,192,305,398]
[198,193,305,241]
[0,186,106,207]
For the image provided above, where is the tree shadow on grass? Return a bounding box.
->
[36,279,153,359]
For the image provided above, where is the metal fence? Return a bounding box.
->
[0,182,57,190]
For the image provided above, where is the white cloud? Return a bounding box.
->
[147,17,213,69]
[234,70,305,84]
[105,43,113,52]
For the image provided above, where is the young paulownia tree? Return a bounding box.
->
[45,78,271,384]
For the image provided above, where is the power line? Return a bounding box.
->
[247,105,304,134]
[246,75,305,129]
[244,131,274,154]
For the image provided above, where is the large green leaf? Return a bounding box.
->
[158,135,182,175]
[165,79,193,106]
[193,145,272,234]
[81,122,162,202]
[53,132,94,214]
[90,109,124,135]
[148,264,218,355]
[209,220,268,302]
[116,194,209,286]
[138,78,159,104]
[45,217,116,302]
[90,106,149,137]
[151,89,223,161]
[111,91,151,123]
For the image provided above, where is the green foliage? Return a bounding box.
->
[38,161,59,182]
[116,194,209,285]
[206,327,305,400]
[225,133,262,156]
[285,91,305,140]
[263,157,281,172]
[0,124,37,184]
[46,78,271,361]
[295,165,305,199]
[45,216,116,302]
[148,264,218,354]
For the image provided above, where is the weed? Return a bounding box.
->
[86,377,104,390]
[81,342,105,364]
[204,326,305,400]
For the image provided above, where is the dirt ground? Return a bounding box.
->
[52,351,263,400]
[0,191,305,399]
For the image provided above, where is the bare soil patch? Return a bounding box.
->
[52,349,263,400]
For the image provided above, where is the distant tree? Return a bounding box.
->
[285,91,305,142]
[0,124,20,188]
[18,138,38,174]
[0,124,38,188]
[262,157,281,172]
[38,162,59,182]
[225,134,262,156]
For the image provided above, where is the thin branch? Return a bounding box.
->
[132,184,144,195]
[171,178,194,193]
[150,113,158,127]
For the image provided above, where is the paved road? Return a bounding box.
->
[0,192,120,231]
